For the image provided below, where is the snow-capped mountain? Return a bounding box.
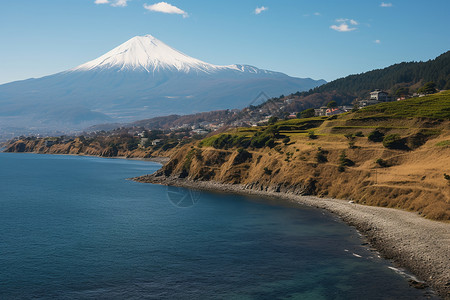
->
[74,35,227,73]
[0,35,326,132]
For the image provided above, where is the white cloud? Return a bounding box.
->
[254,6,268,15]
[94,0,129,7]
[330,23,356,32]
[336,18,358,25]
[331,18,358,32]
[112,0,128,7]
[380,2,393,7]
[144,2,188,17]
[314,12,321,16]
[374,39,381,44]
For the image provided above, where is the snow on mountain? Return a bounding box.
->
[73,35,223,73]
[72,35,274,75]
[0,34,326,133]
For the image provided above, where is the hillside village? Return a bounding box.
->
[5,79,444,155]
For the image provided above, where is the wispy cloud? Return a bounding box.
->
[331,18,358,32]
[380,2,393,7]
[144,2,188,17]
[336,18,358,25]
[254,6,268,15]
[303,12,321,17]
[374,39,381,44]
[94,0,129,7]
[112,0,129,7]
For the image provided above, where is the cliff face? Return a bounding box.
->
[138,119,450,221]
[4,138,151,158]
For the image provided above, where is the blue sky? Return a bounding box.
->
[0,0,449,84]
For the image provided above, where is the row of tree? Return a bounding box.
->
[297,51,450,98]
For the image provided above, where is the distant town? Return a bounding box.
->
[2,84,442,151]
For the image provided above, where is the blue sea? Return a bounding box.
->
[0,153,436,299]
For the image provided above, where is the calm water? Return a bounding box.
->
[0,153,435,299]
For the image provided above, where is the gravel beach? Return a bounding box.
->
[135,175,450,299]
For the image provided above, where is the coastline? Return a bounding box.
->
[1,151,170,164]
[135,175,450,299]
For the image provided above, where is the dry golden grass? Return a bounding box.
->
[163,118,450,221]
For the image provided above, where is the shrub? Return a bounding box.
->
[339,150,354,168]
[282,137,291,144]
[308,131,318,139]
[375,158,389,167]
[344,133,354,140]
[355,131,364,137]
[383,134,407,150]
[233,148,252,164]
[264,167,272,175]
[265,138,275,148]
[316,147,328,163]
[368,130,384,142]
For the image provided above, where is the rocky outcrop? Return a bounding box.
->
[4,138,152,159]
[135,139,450,221]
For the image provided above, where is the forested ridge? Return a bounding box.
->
[303,51,450,98]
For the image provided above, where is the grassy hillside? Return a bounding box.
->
[145,92,450,221]
[355,91,450,119]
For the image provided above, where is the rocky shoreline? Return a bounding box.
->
[135,174,450,299]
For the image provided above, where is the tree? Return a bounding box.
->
[268,116,279,125]
[327,100,338,108]
[299,108,315,118]
[368,130,384,142]
[418,82,437,95]
[394,87,410,98]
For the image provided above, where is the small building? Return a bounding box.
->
[370,89,389,102]
[192,129,209,135]
[326,108,345,116]
[314,106,328,117]
[340,105,354,112]
[151,139,162,146]
[358,99,380,108]
[284,98,294,104]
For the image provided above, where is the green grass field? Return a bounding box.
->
[355,90,450,119]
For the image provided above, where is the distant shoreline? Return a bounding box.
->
[1,151,170,165]
[134,175,450,299]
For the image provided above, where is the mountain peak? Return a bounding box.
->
[73,34,223,73]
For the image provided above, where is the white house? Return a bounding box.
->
[370,89,390,102]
